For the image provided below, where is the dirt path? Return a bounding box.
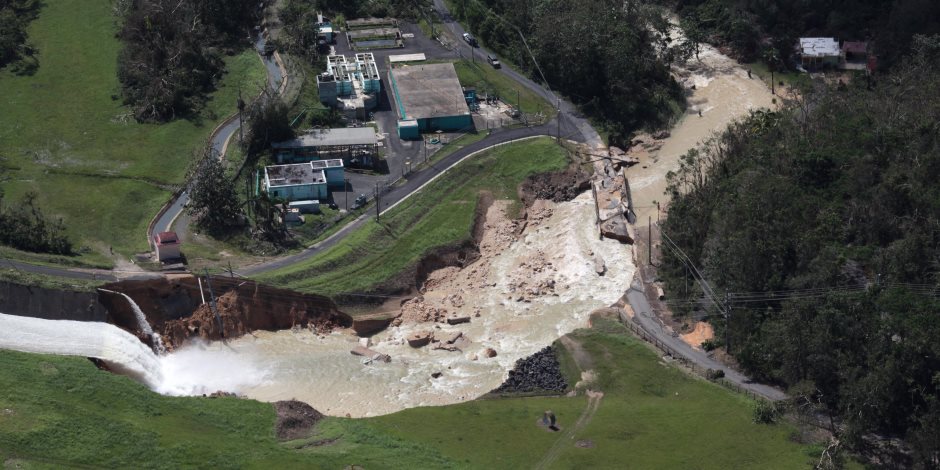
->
[535,336,602,469]
[535,389,604,470]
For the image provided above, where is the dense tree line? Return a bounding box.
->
[661,37,940,465]
[116,0,260,122]
[450,0,685,144]
[0,0,41,72]
[0,193,72,255]
[669,0,940,69]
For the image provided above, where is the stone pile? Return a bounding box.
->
[490,346,568,394]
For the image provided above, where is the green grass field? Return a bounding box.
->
[0,316,822,468]
[454,60,557,121]
[0,0,266,265]
[254,137,569,297]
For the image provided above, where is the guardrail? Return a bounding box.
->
[619,312,771,403]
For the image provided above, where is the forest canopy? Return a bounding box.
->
[116,0,259,122]
[660,36,940,465]
[0,0,42,72]
[671,0,940,68]
[449,0,686,144]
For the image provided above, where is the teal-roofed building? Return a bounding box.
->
[388,63,474,139]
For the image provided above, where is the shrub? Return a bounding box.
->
[753,400,780,424]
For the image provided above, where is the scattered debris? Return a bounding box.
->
[483,347,498,358]
[491,346,567,394]
[407,331,433,348]
[351,345,391,363]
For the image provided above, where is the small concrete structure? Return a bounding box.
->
[799,38,840,69]
[397,119,420,140]
[289,200,321,214]
[310,159,345,188]
[273,128,378,167]
[154,231,181,262]
[388,63,473,138]
[347,17,398,29]
[316,13,334,43]
[389,53,426,63]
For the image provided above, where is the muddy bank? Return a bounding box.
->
[97,276,350,350]
[518,166,592,208]
[0,280,105,322]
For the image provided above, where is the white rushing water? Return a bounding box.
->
[0,313,266,396]
[0,195,633,416]
[163,193,635,417]
[0,312,165,388]
[98,289,167,354]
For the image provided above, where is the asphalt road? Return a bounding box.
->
[434,1,788,401]
[625,282,788,401]
[3,6,788,402]
[241,124,555,275]
[150,34,283,246]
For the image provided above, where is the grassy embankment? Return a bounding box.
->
[0,0,266,267]
[255,137,567,298]
[453,59,557,121]
[0,316,824,468]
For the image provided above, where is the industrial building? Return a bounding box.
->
[388,63,474,139]
[316,53,381,119]
[272,128,378,168]
[263,159,345,202]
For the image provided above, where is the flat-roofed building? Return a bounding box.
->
[799,38,840,69]
[388,62,473,139]
[263,163,329,201]
[272,128,378,168]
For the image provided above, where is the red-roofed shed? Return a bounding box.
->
[842,41,869,61]
[154,231,181,261]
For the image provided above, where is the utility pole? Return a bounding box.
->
[648,216,652,265]
[345,177,349,212]
[203,269,224,338]
[227,261,234,279]
[237,88,246,146]
[375,182,380,222]
[724,291,732,353]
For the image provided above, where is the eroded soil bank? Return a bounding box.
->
[97,276,351,350]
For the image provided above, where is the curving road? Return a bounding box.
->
[242,126,556,275]
[149,35,284,246]
[3,5,787,402]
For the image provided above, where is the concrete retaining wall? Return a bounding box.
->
[0,280,105,322]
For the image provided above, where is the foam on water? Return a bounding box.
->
[0,313,265,396]
[0,195,634,416]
